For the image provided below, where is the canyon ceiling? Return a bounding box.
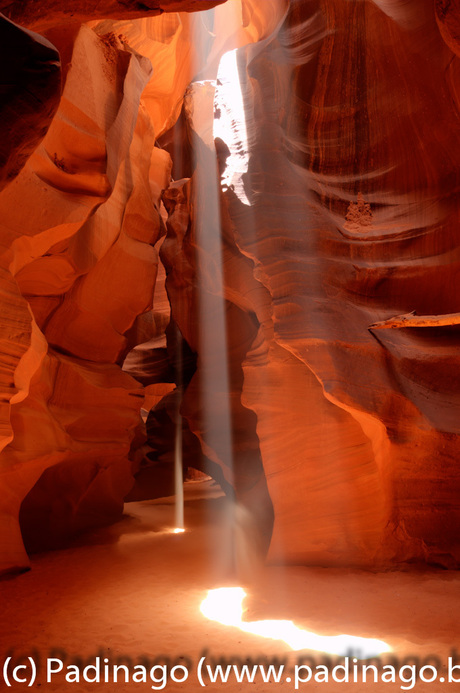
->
[1,0,460,575]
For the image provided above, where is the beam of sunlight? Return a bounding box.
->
[186,7,237,577]
[174,326,184,532]
[117,528,186,546]
[200,587,391,658]
[191,7,234,491]
[174,391,184,532]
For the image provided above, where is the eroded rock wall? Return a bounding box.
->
[159,0,460,568]
[0,1,226,573]
[217,0,460,566]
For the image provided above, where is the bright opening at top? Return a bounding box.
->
[214,49,250,206]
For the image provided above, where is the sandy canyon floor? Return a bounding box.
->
[1,480,460,692]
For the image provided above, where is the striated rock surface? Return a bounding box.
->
[0,0,242,574]
[0,22,166,572]
[158,0,460,568]
[215,0,460,567]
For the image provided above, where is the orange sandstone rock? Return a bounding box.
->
[0,23,166,572]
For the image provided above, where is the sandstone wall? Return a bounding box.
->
[160,0,460,567]
[0,2,225,574]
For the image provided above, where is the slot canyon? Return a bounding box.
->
[1,0,460,690]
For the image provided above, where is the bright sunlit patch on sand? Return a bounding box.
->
[200,588,391,658]
[117,527,187,545]
[214,49,250,206]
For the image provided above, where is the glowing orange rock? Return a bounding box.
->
[0,24,166,573]
[216,0,460,567]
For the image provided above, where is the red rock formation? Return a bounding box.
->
[212,0,460,567]
[0,0,238,575]
[156,0,460,568]
[2,0,460,575]
[0,23,158,571]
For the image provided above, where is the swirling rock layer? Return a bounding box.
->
[158,0,460,568]
[0,23,163,572]
[215,0,460,566]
